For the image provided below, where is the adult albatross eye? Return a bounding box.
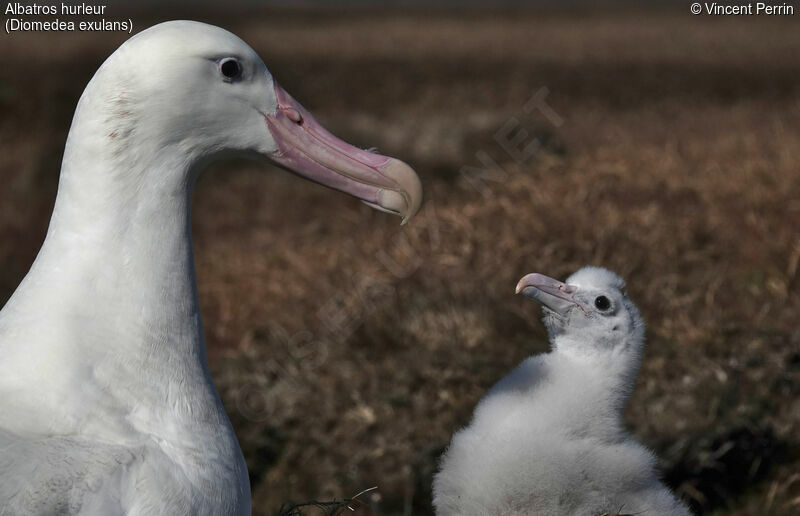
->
[594,296,611,311]
[219,58,241,80]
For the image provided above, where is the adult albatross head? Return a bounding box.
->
[71,20,421,223]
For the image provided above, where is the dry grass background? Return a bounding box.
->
[1,6,799,515]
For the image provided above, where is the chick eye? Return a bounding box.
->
[219,58,241,80]
[594,296,611,311]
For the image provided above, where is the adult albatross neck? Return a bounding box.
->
[0,20,421,515]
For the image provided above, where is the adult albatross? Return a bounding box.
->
[0,21,421,515]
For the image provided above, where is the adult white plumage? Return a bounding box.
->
[433,267,691,516]
[0,21,421,515]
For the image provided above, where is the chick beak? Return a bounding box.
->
[515,273,581,316]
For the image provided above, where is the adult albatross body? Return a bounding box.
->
[433,267,690,516]
[0,21,421,515]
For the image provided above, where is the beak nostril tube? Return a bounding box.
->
[281,107,303,124]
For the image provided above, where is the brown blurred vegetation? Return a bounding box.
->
[1,5,799,515]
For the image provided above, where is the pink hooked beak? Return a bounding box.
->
[515,273,583,316]
[264,82,422,224]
